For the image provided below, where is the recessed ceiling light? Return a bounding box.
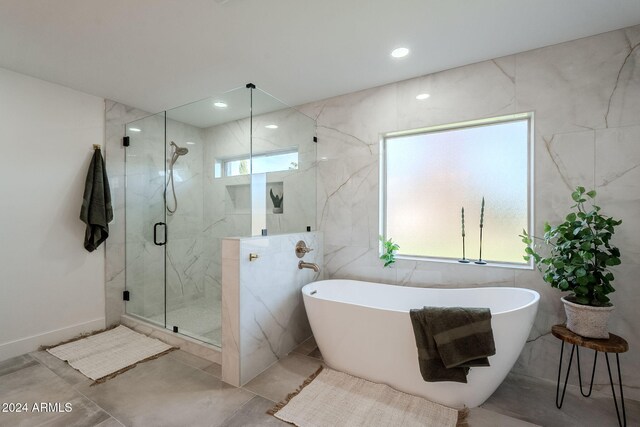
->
[186,141,195,145]
[213,101,228,108]
[391,47,409,58]
[416,93,431,100]
[265,124,278,129]
[128,127,141,132]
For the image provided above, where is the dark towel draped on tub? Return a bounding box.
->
[409,307,496,383]
[80,148,113,252]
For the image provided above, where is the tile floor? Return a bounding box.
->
[0,337,637,426]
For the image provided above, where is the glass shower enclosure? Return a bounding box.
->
[124,85,316,347]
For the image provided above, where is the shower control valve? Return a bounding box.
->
[295,241,314,258]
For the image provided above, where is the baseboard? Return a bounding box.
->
[0,318,106,362]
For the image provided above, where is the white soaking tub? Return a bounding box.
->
[302,279,539,408]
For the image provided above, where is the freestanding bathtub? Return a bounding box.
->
[302,279,539,408]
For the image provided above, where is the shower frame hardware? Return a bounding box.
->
[295,240,314,258]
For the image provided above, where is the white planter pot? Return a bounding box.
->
[561,296,614,339]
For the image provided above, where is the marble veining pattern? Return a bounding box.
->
[222,232,323,387]
[105,101,155,326]
[106,95,317,349]
[297,24,640,400]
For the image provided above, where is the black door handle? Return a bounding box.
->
[153,222,167,246]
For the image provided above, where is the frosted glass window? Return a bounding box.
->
[382,114,532,265]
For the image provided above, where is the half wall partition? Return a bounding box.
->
[124,85,316,347]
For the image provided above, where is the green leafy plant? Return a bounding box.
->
[379,235,400,268]
[520,187,622,306]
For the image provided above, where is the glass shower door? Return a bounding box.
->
[124,112,167,327]
[122,85,313,349]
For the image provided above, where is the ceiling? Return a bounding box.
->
[1,0,639,115]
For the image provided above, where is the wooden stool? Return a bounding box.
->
[552,324,628,427]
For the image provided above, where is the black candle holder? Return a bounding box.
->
[475,197,487,265]
[474,223,487,264]
[459,206,470,263]
[459,232,470,263]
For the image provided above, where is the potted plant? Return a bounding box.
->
[521,187,622,338]
[379,236,400,268]
[270,189,283,214]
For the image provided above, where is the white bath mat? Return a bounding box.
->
[47,325,176,383]
[270,367,466,427]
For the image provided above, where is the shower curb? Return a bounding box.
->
[121,314,221,365]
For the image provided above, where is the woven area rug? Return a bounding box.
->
[270,367,466,427]
[47,325,176,383]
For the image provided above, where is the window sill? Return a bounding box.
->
[395,254,534,270]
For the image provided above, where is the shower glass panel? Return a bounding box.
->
[251,89,317,235]
[124,85,316,348]
[163,89,252,344]
[124,112,167,326]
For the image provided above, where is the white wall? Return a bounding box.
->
[0,67,106,361]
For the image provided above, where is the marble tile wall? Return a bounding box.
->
[253,107,317,235]
[107,97,318,351]
[105,101,155,326]
[120,112,166,319]
[203,106,317,312]
[106,103,211,334]
[297,25,640,398]
[203,115,252,328]
[164,120,206,315]
[222,232,323,387]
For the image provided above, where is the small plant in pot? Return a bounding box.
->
[520,187,622,339]
[379,235,400,268]
[270,189,283,214]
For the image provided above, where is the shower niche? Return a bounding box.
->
[223,182,284,215]
[123,85,316,348]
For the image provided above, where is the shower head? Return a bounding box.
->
[170,141,189,156]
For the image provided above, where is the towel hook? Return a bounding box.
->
[93,144,101,150]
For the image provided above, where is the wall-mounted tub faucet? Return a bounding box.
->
[298,261,320,272]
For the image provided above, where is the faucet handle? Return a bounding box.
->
[295,240,313,258]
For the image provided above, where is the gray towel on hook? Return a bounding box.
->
[80,148,113,252]
[409,306,495,383]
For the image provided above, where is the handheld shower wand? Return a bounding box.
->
[170,141,189,156]
[166,141,189,214]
